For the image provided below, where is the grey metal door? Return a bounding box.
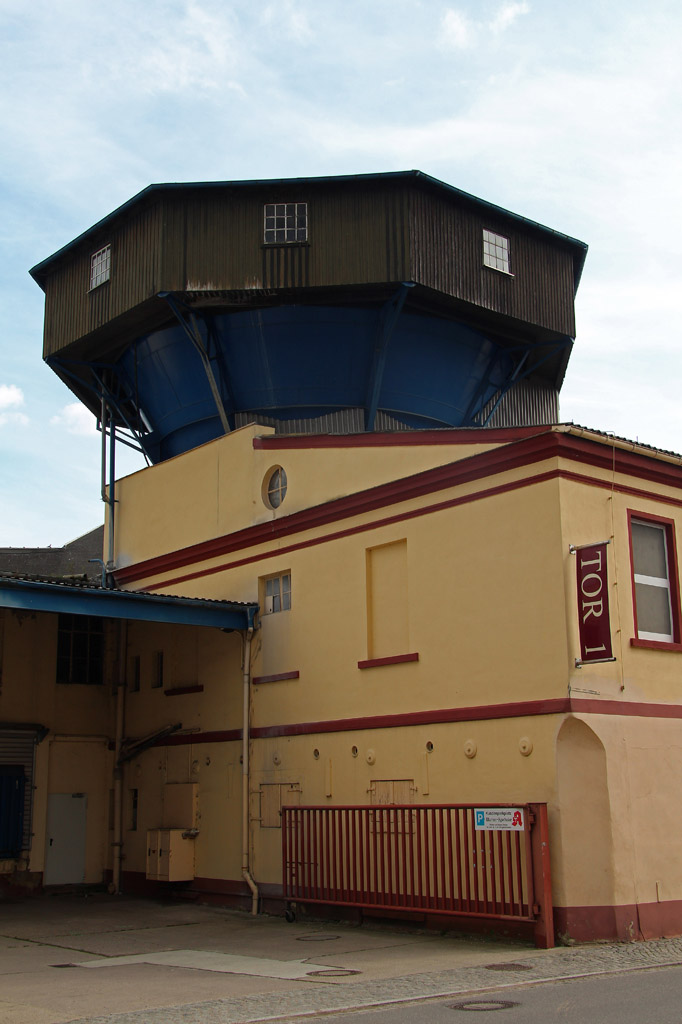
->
[44,793,87,885]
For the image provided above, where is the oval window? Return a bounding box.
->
[265,467,287,509]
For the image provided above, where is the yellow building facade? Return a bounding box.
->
[5,172,682,945]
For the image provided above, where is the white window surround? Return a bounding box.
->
[631,518,674,642]
[264,203,307,244]
[482,229,512,275]
[90,244,111,289]
[265,466,287,509]
[263,572,291,614]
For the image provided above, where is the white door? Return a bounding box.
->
[44,793,87,885]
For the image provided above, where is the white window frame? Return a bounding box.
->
[89,244,111,289]
[263,572,291,614]
[631,518,675,642]
[482,229,512,275]
[264,203,308,244]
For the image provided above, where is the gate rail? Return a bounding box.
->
[282,803,553,948]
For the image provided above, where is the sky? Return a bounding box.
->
[1,0,681,546]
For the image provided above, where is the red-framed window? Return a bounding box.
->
[628,510,681,649]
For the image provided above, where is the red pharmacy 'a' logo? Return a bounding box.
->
[512,811,522,827]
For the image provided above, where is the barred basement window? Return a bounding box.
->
[56,614,104,685]
[90,244,111,289]
[482,229,511,274]
[264,203,307,244]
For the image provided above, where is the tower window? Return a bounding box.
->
[264,203,307,244]
[90,244,111,289]
[482,230,511,275]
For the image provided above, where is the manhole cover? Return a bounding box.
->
[449,999,518,1011]
[484,962,532,972]
[296,933,340,942]
[306,968,361,977]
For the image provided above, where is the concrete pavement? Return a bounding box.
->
[2,893,682,1024]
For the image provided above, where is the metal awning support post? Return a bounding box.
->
[240,625,259,914]
[160,293,231,435]
[365,283,414,431]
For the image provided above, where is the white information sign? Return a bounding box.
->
[474,808,525,831]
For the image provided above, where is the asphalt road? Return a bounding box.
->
[295,965,682,1024]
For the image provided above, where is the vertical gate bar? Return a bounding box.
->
[493,828,501,914]
[282,809,289,898]
[365,807,373,902]
[462,808,471,912]
[447,808,456,911]
[372,807,379,902]
[480,830,489,913]
[437,807,446,910]
[505,829,514,916]
[329,811,337,901]
[379,808,388,905]
[350,806,356,897]
[300,807,306,900]
[343,808,350,901]
[513,829,524,916]
[415,807,424,908]
[313,809,320,900]
[423,808,432,909]
[391,806,400,906]
[399,806,407,906]
[408,807,417,907]
[324,809,331,902]
[496,829,505,914]
[472,810,481,913]
[306,808,313,900]
[523,810,534,919]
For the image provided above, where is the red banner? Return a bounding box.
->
[575,542,613,663]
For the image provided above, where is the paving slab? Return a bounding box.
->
[3,894,682,1024]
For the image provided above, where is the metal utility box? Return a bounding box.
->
[146,828,195,881]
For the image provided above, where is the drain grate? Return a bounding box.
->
[484,962,532,972]
[50,964,78,969]
[306,968,361,977]
[296,934,340,942]
[449,999,519,1012]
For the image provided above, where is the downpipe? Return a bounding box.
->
[241,626,259,914]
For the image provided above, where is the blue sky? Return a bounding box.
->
[1,0,681,545]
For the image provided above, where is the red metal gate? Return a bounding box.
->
[282,803,553,948]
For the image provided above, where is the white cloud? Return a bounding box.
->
[441,10,475,49]
[441,2,530,50]
[0,384,24,410]
[51,403,98,436]
[0,411,29,428]
[489,2,530,34]
[261,1,314,44]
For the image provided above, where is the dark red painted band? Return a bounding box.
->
[358,653,419,669]
[115,431,682,589]
[163,685,204,696]
[252,670,300,684]
[253,427,543,450]
[137,469,562,591]
[154,696,682,749]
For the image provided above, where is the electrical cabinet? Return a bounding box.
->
[146,828,195,881]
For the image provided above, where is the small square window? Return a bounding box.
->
[90,244,111,289]
[263,572,291,614]
[482,229,511,275]
[264,203,307,244]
